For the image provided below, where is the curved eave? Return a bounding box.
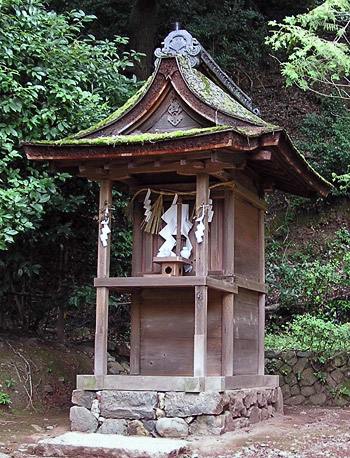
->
[24,127,332,197]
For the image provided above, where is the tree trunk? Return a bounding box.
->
[128,0,159,80]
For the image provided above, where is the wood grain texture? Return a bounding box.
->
[258,208,266,375]
[194,285,208,376]
[130,292,141,374]
[97,180,112,278]
[222,293,234,376]
[94,180,112,377]
[234,197,259,281]
[139,288,222,376]
[233,289,259,375]
[223,191,235,274]
[209,199,224,272]
[94,287,109,376]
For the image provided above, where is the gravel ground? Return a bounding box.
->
[190,406,350,458]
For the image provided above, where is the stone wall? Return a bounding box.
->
[266,350,350,407]
[70,387,283,437]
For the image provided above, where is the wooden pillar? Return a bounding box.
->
[222,292,234,376]
[222,190,235,375]
[94,180,113,377]
[130,291,141,374]
[258,208,265,375]
[194,174,209,377]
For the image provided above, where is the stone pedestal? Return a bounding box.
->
[70,387,283,437]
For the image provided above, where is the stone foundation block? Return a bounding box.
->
[247,406,261,424]
[190,411,242,436]
[100,390,157,420]
[70,406,98,433]
[156,418,189,438]
[164,392,226,417]
[127,420,151,436]
[71,390,96,409]
[98,419,127,435]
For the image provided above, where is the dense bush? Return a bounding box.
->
[266,315,350,361]
[0,0,138,331]
[266,227,350,326]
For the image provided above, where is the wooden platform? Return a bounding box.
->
[94,275,267,294]
[77,374,279,392]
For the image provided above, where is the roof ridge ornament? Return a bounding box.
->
[154,29,201,68]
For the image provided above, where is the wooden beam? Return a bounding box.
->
[250,150,272,161]
[206,276,238,294]
[234,275,268,293]
[211,151,247,167]
[234,181,268,211]
[94,180,112,377]
[222,293,234,376]
[258,208,265,376]
[130,292,141,375]
[94,275,238,293]
[194,285,208,377]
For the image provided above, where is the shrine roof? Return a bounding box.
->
[23,28,332,198]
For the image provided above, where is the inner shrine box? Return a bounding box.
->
[24,29,331,433]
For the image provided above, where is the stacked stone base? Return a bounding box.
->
[70,386,283,437]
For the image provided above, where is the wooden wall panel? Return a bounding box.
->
[209,199,224,272]
[233,289,259,375]
[139,288,222,376]
[234,197,259,280]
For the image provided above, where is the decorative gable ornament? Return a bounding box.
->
[154,29,201,67]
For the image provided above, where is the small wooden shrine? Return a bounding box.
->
[24,29,331,395]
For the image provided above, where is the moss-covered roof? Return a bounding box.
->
[177,57,274,127]
[31,126,234,147]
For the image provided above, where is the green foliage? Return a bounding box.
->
[0,0,139,331]
[5,378,15,389]
[266,227,350,324]
[266,315,350,361]
[266,0,350,98]
[296,99,350,180]
[0,0,139,250]
[0,390,12,405]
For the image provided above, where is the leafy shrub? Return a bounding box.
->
[0,391,12,405]
[266,315,350,361]
[266,227,350,324]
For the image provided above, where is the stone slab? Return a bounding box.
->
[100,391,157,419]
[36,432,189,458]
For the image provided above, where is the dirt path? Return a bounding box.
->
[190,406,350,457]
[1,406,350,457]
